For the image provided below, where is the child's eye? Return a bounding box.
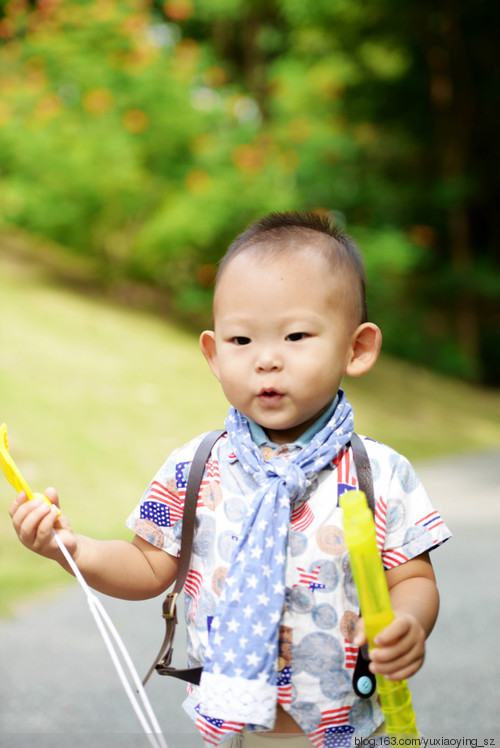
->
[231,336,251,346]
[286,332,309,342]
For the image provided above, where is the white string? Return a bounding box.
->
[52,530,168,748]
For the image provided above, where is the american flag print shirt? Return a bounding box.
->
[126,431,451,746]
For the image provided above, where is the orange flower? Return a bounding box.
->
[82,88,114,115]
[0,73,22,94]
[34,94,61,122]
[0,18,15,38]
[163,0,193,21]
[231,144,267,174]
[122,108,150,133]
[202,66,227,88]
[173,38,200,65]
[123,45,158,70]
[120,12,148,37]
[5,0,29,17]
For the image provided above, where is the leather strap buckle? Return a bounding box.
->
[163,592,178,621]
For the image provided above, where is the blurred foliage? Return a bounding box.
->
[0,0,499,383]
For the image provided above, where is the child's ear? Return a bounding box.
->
[199,330,221,381]
[345,323,382,377]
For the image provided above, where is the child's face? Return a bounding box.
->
[201,246,362,445]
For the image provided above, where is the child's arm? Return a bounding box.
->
[353,551,439,681]
[9,489,178,600]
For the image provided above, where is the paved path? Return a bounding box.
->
[1,449,499,747]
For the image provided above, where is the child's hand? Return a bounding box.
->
[9,488,77,562]
[353,612,426,680]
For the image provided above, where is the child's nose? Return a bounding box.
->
[256,348,282,372]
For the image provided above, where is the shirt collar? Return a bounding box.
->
[247,394,340,449]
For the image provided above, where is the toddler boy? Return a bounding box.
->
[10,211,451,746]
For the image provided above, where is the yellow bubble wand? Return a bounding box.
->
[0,422,61,515]
[340,489,418,736]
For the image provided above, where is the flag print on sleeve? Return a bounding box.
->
[139,500,170,528]
[139,456,223,534]
[417,510,444,533]
[139,480,182,527]
[177,456,222,512]
[200,458,223,511]
[382,547,409,569]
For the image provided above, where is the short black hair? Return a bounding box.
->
[216,211,368,324]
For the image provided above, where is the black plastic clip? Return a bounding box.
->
[352,645,376,699]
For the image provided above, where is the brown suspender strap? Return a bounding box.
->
[142,429,224,686]
[350,432,375,514]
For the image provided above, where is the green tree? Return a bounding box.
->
[176,0,500,382]
[1,0,499,382]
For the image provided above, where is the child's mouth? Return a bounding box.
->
[258,388,283,404]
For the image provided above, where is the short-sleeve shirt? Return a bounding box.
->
[126,432,451,745]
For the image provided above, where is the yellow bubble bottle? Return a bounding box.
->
[340,489,418,736]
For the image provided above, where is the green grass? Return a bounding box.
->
[1,243,500,616]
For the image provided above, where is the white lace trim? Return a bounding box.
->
[199,672,277,728]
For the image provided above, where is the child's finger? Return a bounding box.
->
[369,644,424,680]
[352,617,367,647]
[44,486,60,506]
[373,616,410,646]
[16,499,57,550]
[370,635,414,665]
[9,491,38,529]
[8,490,29,518]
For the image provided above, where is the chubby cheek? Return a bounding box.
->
[217,355,241,383]
[220,380,247,412]
[299,359,330,386]
[217,364,247,402]
[303,363,344,401]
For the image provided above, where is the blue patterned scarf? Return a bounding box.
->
[197,391,354,734]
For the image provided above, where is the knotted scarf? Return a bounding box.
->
[196,391,354,737]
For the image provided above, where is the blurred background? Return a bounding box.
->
[1,0,500,381]
[1,2,500,741]
[1,0,500,634]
